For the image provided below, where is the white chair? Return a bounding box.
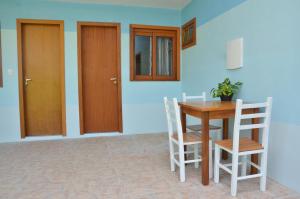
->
[182,92,222,140]
[214,97,272,196]
[164,97,213,182]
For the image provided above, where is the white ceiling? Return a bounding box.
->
[53,0,192,9]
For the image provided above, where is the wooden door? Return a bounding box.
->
[78,22,122,134]
[17,19,66,137]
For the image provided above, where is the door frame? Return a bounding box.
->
[77,22,123,135]
[17,19,66,138]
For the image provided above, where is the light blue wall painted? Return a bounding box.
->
[181,0,300,193]
[181,0,246,25]
[0,0,182,141]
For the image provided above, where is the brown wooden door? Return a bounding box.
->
[17,19,66,137]
[78,22,122,134]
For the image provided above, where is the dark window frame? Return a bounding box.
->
[130,24,180,81]
[182,18,196,50]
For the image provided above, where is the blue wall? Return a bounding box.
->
[181,0,300,193]
[0,0,182,141]
[181,0,246,25]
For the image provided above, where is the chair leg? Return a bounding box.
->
[179,144,186,182]
[194,144,199,168]
[241,155,247,176]
[209,140,213,179]
[169,140,175,172]
[260,151,268,191]
[231,153,239,197]
[214,145,220,183]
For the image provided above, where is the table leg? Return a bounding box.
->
[181,109,187,160]
[201,112,209,185]
[251,108,260,174]
[222,118,229,160]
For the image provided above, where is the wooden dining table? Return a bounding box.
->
[178,100,259,186]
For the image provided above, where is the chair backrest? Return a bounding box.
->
[182,92,206,102]
[163,97,184,144]
[232,97,273,153]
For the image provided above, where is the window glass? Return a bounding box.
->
[135,35,152,76]
[156,37,173,76]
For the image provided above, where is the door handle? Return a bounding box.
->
[25,78,32,86]
[110,77,117,85]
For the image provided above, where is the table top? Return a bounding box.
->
[178,100,237,112]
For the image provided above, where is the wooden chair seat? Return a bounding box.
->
[187,124,221,132]
[172,132,210,145]
[215,138,263,152]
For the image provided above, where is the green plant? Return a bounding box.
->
[210,78,242,98]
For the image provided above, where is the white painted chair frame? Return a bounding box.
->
[182,92,207,102]
[182,92,222,141]
[164,97,213,182]
[214,97,273,196]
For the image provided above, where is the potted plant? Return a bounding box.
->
[210,78,242,101]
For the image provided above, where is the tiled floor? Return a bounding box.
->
[0,133,299,199]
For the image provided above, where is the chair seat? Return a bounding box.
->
[172,132,210,145]
[215,138,263,152]
[187,124,221,131]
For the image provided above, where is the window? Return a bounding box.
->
[130,24,180,81]
[182,18,196,49]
